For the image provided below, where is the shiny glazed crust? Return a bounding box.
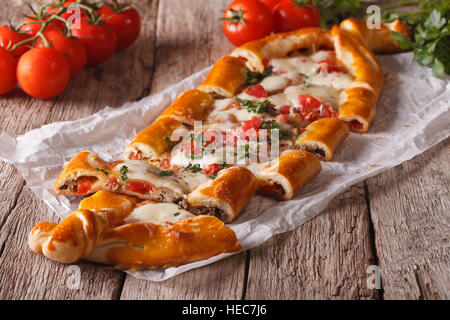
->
[296,118,350,161]
[198,56,248,98]
[158,89,215,125]
[124,117,187,160]
[256,150,322,200]
[340,18,411,54]
[29,191,241,268]
[187,166,259,223]
[54,151,108,195]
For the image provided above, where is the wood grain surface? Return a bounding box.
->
[0,0,448,300]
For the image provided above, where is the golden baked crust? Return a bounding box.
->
[159,89,215,125]
[255,150,322,200]
[340,18,411,54]
[29,191,241,268]
[54,151,108,195]
[187,166,259,223]
[86,216,242,269]
[296,118,350,161]
[198,56,248,98]
[124,117,187,160]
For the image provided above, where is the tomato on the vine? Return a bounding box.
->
[36,29,87,76]
[98,2,141,50]
[222,0,273,47]
[71,18,117,66]
[0,25,30,57]
[17,47,71,99]
[0,47,17,95]
[19,16,61,37]
[259,0,282,12]
[272,0,320,33]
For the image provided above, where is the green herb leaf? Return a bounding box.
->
[392,31,414,50]
[96,168,109,175]
[164,136,174,148]
[159,170,173,176]
[174,212,180,216]
[120,165,128,181]
[245,66,273,85]
[184,163,202,173]
[236,98,278,115]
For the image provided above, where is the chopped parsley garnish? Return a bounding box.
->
[220,162,228,169]
[96,168,109,175]
[259,119,279,130]
[245,65,273,85]
[120,165,128,181]
[164,136,174,148]
[159,170,173,176]
[210,173,218,180]
[174,212,180,216]
[235,97,278,115]
[184,163,202,173]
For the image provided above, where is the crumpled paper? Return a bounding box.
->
[0,52,449,281]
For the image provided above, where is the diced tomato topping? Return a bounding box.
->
[107,177,118,191]
[244,84,269,98]
[298,95,322,113]
[263,58,271,69]
[76,177,93,195]
[321,105,339,118]
[317,59,345,73]
[126,181,154,194]
[161,158,171,169]
[129,152,139,160]
[226,101,241,110]
[241,116,262,132]
[277,114,289,123]
[202,163,221,175]
[279,105,291,114]
[203,130,217,147]
[180,142,201,154]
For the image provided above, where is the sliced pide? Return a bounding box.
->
[29,191,241,268]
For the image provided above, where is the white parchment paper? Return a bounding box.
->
[0,52,449,281]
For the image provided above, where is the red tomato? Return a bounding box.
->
[241,116,262,131]
[126,181,154,194]
[279,105,291,114]
[36,29,87,76]
[0,25,30,57]
[71,18,117,66]
[298,94,321,113]
[17,47,71,99]
[98,3,141,50]
[244,84,269,97]
[0,47,17,95]
[76,177,93,195]
[222,0,273,47]
[202,164,221,176]
[161,158,171,169]
[259,0,282,12]
[107,176,119,190]
[317,59,345,73]
[272,0,320,33]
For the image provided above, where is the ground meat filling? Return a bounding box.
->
[302,147,326,159]
[189,206,224,219]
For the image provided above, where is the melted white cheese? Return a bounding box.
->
[113,160,189,195]
[259,75,289,92]
[125,202,194,224]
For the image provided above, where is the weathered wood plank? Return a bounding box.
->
[0,0,159,299]
[366,138,450,300]
[245,184,379,300]
[119,0,247,299]
[0,187,124,300]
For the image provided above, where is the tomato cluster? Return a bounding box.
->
[222,0,321,46]
[0,0,141,99]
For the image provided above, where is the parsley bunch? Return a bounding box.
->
[236,98,278,115]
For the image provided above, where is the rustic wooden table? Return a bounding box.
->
[0,0,448,300]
